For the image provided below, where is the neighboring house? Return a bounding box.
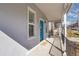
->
[67,22,78,30]
[0,4,47,50]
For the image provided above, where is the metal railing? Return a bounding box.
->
[61,33,79,56]
[66,38,79,56]
[48,33,79,56]
[61,33,65,44]
[45,38,64,56]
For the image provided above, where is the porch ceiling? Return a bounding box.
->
[35,3,71,22]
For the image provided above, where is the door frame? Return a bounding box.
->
[39,18,45,41]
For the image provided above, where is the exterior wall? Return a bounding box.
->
[0,4,47,50]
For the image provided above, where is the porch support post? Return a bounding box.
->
[63,13,67,56]
[51,22,55,36]
[59,23,62,37]
[52,22,54,30]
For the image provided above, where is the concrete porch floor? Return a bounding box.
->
[49,38,62,56]
[26,37,63,56]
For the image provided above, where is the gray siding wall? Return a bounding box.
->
[0,3,46,50]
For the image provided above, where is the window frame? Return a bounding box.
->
[27,7,36,40]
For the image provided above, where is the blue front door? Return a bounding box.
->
[40,20,44,41]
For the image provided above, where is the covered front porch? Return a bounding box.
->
[26,3,71,56]
[0,3,75,56]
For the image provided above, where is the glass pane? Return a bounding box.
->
[29,11,34,23]
[29,24,34,37]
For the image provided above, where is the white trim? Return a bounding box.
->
[63,13,67,55]
[64,13,67,37]
[40,18,45,22]
[27,7,36,40]
[29,23,35,25]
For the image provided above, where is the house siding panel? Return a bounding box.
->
[0,4,46,50]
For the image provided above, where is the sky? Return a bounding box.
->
[67,3,79,26]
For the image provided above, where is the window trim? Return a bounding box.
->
[27,7,36,40]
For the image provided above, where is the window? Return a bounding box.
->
[29,11,34,23]
[29,24,34,37]
[28,7,36,38]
